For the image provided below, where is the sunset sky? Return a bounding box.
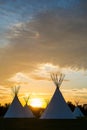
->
[0,0,87,106]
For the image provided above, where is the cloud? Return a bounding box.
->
[61,87,87,104]
[8,72,31,83]
[30,64,60,80]
[0,0,87,85]
[8,8,87,68]
[0,85,11,98]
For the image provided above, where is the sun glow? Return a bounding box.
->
[29,98,47,108]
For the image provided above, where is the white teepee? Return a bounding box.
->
[23,96,35,118]
[41,73,75,119]
[4,86,33,118]
[73,100,84,118]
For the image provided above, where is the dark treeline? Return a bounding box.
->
[67,101,87,117]
[0,101,87,118]
[0,103,10,117]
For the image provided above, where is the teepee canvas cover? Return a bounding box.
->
[73,100,84,118]
[41,74,75,119]
[4,95,28,118]
[4,86,34,118]
[23,96,35,118]
[73,107,84,118]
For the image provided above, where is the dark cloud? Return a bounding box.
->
[0,0,87,84]
[7,8,87,67]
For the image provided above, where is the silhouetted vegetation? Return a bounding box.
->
[67,101,75,111]
[0,103,10,117]
[0,102,87,130]
[67,101,87,117]
[0,101,87,118]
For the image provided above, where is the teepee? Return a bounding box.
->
[73,100,84,118]
[23,96,35,118]
[4,86,33,118]
[41,73,75,119]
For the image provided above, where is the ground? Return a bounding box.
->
[0,118,87,130]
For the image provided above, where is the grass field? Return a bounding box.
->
[0,118,87,130]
